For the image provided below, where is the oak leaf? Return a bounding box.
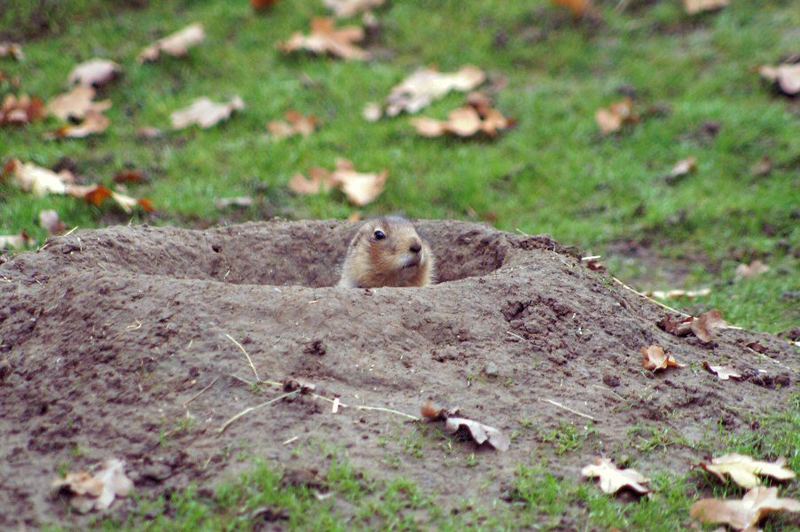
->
[444,416,510,452]
[289,167,336,195]
[691,309,727,343]
[0,41,24,61]
[279,18,369,61]
[703,361,742,381]
[699,454,796,488]
[46,110,110,139]
[690,486,800,531]
[759,62,800,96]
[139,23,206,63]
[664,156,697,185]
[324,0,384,18]
[4,159,73,196]
[329,159,388,206]
[735,260,769,280]
[596,98,638,134]
[581,457,651,494]
[641,345,686,371]
[52,459,133,513]
[268,110,318,139]
[0,93,46,126]
[171,96,244,129]
[0,232,34,250]
[384,66,485,117]
[48,86,111,121]
[68,59,121,88]
[683,0,729,15]
[411,92,515,138]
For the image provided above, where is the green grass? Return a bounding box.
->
[1,0,798,332]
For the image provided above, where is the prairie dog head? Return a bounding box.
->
[339,217,434,288]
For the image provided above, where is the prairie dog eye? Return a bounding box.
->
[373,230,386,240]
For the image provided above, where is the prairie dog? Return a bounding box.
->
[338,217,434,288]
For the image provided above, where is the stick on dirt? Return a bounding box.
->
[225,333,262,382]
[541,398,597,422]
[183,376,220,407]
[611,276,691,317]
[218,390,299,434]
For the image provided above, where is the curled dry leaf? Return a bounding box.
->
[0,41,24,61]
[552,0,594,18]
[649,288,711,300]
[683,0,729,15]
[39,210,67,235]
[691,309,728,343]
[664,156,698,185]
[171,96,244,129]
[289,160,387,206]
[735,260,769,280]
[384,66,485,117]
[289,167,336,195]
[581,457,651,495]
[411,92,515,139]
[52,459,133,513]
[596,98,639,135]
[445,416,510,451]
[0,93,46,126]
[68,59,121,88]
[699,454,796,488]
[759,62,800,96]
[691,486,800,531]
[658,314,694,337]
[641,345,686,371]
[46,110,110,139]
[703,361,742,381]
[48,86,111,121]
[324,0,384,18]
[4,159,73,196]
[267,110,318,139]
[139,23,206,63]
[0,231,34,250]
[279,17,369,61]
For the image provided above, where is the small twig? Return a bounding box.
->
[225,333,261,382]
[506,330,525,341]
[541,398,597,422]
[351,404,419,420]
[218,390,298,434]
[62,226,79,238]
[183,377,220,407]
[581,255,602,261]
[612,276,691,317]
[282,436,299,445]
[747,347,795,373]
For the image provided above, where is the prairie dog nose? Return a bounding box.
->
[409,241,422,253]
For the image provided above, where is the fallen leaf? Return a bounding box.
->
[113,169,148,184]
[641,345,686,371]
[52,459,133,513]
[691,486,800,531]
[68,59,121,88]
[279,17,369,61]
[324,0,384,18]
[649,288,711,299]
[4,159,73,196]
[581,457,651,495]
[288,167,336,195]
[736,260,770,280]
[171,96,244,129]
[658,314,694,337]
[411,92,515,139]
[215,196,254,209]
[699,454,796,488]
[683,0,729,15]
[384,66,485,117]
[751,156,773,177]
[46,110,110,139]
[691,309,728,343]
[759,62,800,96]
[0,41,24,61]
[329,159,388,206]
[251,0,280,10]
[552,0,594,18]
[362,102,382,122]
[0,231,34,249]
[267,110,318,139]
[444,417,510,451]
[703,361,742,381]
[39,210,67,235]
[48,86,111,121]
[139,23,206,63]
[596,98,638,135]
[0,93,46,126]
[664,156,698,185]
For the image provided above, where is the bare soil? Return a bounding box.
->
[0,220,796,527]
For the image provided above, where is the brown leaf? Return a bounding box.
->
[664,156,698,185]
[324,0,384,18]
[170,96,244,129]
[596,98,638,135]
[0,231,34,250]
[38,210,67,235]
[279,18,369,61]
[251,0,280,10]
[68,59,121,88]
[329,159,388,206]
[683,0,729,15]
[0,41,24,61]
[1,94,46,126]
[691,486,800,531]
[113,169,148,184]
[5,159,72,196]
[46,110,110,139]
[699,454,796,488]
[759,63,800,96]
[444,416,510,451]
[552,0,594,17]
[735,260,769,280]
[288,167,336,195]
[52,459,133,513]
[48,86,111,121]
[581,457,651,495]
[267,110,318,139]
[691,309,727,343]
[139,23,206,63]
[641,345,686,371]
[384,66,485,117]
[658,315,694,337]
[751,156,773,177]
[703,361,742,381]
[412,98,514,139]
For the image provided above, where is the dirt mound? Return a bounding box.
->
[0,220,796,527]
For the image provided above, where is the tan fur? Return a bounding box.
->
[338,217,435,288]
